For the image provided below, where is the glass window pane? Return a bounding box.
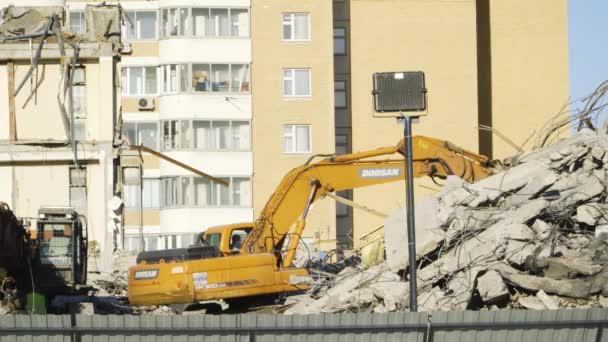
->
[193,120,212,150]
[211,9,229,37]
[70,168,87,186]
[71,84,86,116]
[283,70,293,96]
[282,15,292,40]
[142,179,160,208]
[179,64,189,92]
[231,64,250,92]
[137,11,156,39]
[129,67,143,96]
[169,8,178,36]
[218,178,230,206]
[230,9,249,37]
[123,184,139,208]
[192,64,210,92]
[295,70,310,96]
[179,8,189,36]
[70,12,85,34]
[138,122,157,149]
[211,64,229,92]
[123,122,137,145]
[296,126,310,152]
[334,28,346,55]
[144,67,157,94]
[232,121,250,150]
[232,177,251,207]
[180,120,191,149]
[169,65,178,92]
[283,126,294,152]
[193,8,209,37]
[294,14,309,40]
[335,81,346,108]
[194,177,212,206]
[181,177,192,206]
[161,9,168,38]
[70,187,87,212]
[214,121,230,149]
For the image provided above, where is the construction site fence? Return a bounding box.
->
[0,308,607,342]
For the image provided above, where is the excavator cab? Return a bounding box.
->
[34,207,87,294]
[199,223,253,255]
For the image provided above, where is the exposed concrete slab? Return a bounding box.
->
[477,270,509,303]
[384,196,444,272]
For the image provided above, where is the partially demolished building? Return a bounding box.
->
[0,4,123,271]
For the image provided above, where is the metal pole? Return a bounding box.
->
[139,166,144,252]
[403,115,418,311]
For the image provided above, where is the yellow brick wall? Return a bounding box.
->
[489,0,569,159]
[349,0,480,246]
[251,0,336,250]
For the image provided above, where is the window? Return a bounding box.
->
[121,66,158,96]
[191,63,250,93]
[283,69,311,97]
[70,66,86,141]
[122,11,157,41]
[335,81,347,109]
[69,167,87,213]
[282,13,310,41]
[161,64,189,94]
[333,28,346,55]
[123,122,158,149]
[163,176,252,208]
[283,125,311,153]
[69,12,86,34]
[163,119,250,151]
[162,7,250,38]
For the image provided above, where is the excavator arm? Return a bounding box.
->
[243,136,495,267]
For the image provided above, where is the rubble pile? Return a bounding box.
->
[284,128,608,314]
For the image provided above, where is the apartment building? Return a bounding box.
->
[336,0,569,247]
[0,4,122,271]
[97,0,254,252]
[251,1,336,252]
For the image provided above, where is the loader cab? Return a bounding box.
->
[34,207,87,294]
[202,223,253,255]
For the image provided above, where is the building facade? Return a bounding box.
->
[107,0,254,252]
[343,0,569,246]
[0,4,121,271]
[250,0,337,252]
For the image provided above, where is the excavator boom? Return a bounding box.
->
[243,135,493,263]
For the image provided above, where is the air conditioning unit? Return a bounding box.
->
[138,97,155,111]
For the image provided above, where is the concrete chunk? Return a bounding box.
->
[384,197,444,272]
[477,270,509,303]
[575,203,604,225]
[505,240,536,265]
[536,290,559,310]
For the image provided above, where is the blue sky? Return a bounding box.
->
[568,0,608,110]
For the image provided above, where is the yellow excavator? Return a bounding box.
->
[128,136,496,306]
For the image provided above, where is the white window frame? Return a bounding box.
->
[161,7,250,39]
[282,13,311,42]
[160,175,252,208]
[283,124,312,154]
[122,66,159,97]
[69,11,86,34]
[283,69,311,98]
[162,119,251,152]
[123,10,158,41]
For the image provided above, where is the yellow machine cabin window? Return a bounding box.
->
[205,233,221,248]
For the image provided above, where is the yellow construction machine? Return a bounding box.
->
[128,136,496,306]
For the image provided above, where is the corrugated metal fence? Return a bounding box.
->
[0,308,607,342]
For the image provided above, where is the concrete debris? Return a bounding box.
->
[284,128,608,313]
[477,270,509,303]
